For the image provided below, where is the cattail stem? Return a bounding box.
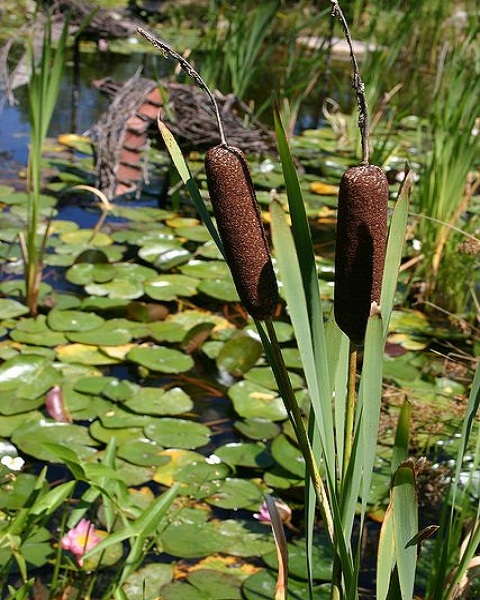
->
[330,0,370,164]
[137,28,228,146]
[264,319,336,545]
[342,343,357,482]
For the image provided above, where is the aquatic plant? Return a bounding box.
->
[20,15,68,316]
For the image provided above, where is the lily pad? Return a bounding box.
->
[56,344,120,365]
[271,434,306,478]
[216,334,263,377]
[198,278,239,302]
[11,420,99,462]
[123,386,193,416]
[122,563,174,600]
[205,478,264,510]
[127,345,194,374]
[234,418,281,441]
[181,259,231,280]
[243,570,330,600]
[153,449,206,486]
[0,354,58,399]
[214,442,273,469]
[144,274,199,301]
[160,569,243,600]
[47,309,105,332]
[0,299,29,319]
[144,418,210,449]
[228,380,288,421]
[117,440,169,467]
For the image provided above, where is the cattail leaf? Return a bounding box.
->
[391,461,418,600]
[376,500,396,600]
[157,119,224,253]
[359,313,384,512]
[391,399,411,475]
[381,170,412,339]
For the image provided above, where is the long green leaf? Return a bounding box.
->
[157,119,224,254]
[380,170,411,340]
[392,461,418,600]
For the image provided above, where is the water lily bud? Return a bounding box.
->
[334,164,389,345]
[45,385,72,423]
[205,145,278,320]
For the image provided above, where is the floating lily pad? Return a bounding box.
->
[0,354,58,400]
[61,229,112,246]
[122,563,174,600]
[127,345,194,374]
[144,418,210,449]
[216,334,263,377]
[271,434,305,478]
[144,274,199,301]
[214,442,273,469]
[66,325,132,346]
[243,570,330,600]
[11,420,99,462]
[47,309,105,332]
[56,343,120,365]
[153,449,206,486]
[117,440,168,467]
[229,380,288,421]
[234,418,281,441]
[0,299,29,319]
[181,259,230,280]
[123,386,193,416]
[89,420,145,445]
[160,569,243,600]
[99,406,150,429]
[244,367,304,391]
[205,478,264,510]
[198,278,239,302]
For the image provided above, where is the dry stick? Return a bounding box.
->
[330,0,370,164]
[137,27,228,147]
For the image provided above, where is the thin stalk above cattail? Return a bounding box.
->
[138,28,279,321]
[331,0,389,345]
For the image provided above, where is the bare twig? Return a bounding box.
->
[137,27,228,147]
[330,0,370,164]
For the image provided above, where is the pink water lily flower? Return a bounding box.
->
[61,519,102,567]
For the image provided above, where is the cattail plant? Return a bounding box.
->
[138,28,278,321]
[331,0,389,347]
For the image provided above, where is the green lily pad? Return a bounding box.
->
[99,406,150,429]
[85,279,145,299]
[216,334,263,377]
[161,569,243,600]
[216,519,273,556]
[123,386,193,415]
[234,418,281,441]
[0,298,29,319]
[205,478,264,510]
[11,420,99,462]
[0,354,58,399]
[243,570,330,600]
[138,242,190,269]
[262,534,333,581]
[0,473,40,510]
[144,418,210,449]
[144,274,199,301]
[181,259,231,280]
[0,411,43,437]
[47,309,105,332]
[117,440,168,467]
[127,345,194,374]
[271,434,305,478]
[66,325,132,346]
[66,262,115,286]
[244,367,304,391]
[174,225,211,243]
[89,420,145,445]
[174,460,230,498]
[198,278,239,302]
[228,380,288,421]
[159,519,225,559]
[214,442,273,469]
[153,449,206,486]
[122,563,174,600]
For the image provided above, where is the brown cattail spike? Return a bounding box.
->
[334,164,389,345]
[205,145,278,320]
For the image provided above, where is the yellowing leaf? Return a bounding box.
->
[309,181,339,195]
